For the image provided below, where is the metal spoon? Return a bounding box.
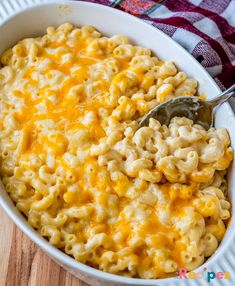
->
[139,83,235,130]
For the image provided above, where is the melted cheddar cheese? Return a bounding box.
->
[0,23,232,279]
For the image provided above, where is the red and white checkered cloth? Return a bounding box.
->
[78,0,235,93]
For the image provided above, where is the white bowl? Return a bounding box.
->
[0,1,234,285]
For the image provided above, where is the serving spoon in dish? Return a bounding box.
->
[139,83,235,130]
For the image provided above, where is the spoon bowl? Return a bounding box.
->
[139,83,235,129]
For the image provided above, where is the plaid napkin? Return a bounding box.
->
[80,0,235,108]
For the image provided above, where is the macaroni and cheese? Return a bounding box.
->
[0,23,233,279]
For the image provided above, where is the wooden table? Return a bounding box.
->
[0,206,90,286]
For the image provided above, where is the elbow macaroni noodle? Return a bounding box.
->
[0,23,233,279]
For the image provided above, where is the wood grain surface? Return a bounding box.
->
[0,206,90,286]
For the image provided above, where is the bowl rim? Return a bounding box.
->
[0,1,234,285]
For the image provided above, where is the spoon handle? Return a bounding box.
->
[207,83,235,108]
